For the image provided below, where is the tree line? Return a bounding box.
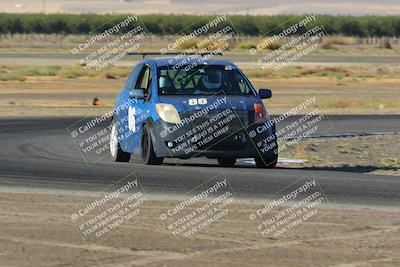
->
[0,13,399,37]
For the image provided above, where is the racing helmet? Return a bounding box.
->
[201,70,222,90]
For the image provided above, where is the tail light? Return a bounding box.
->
[254,103,267,124]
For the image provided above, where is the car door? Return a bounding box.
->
[129,64,154,153]
[118,64,153,153]
[115,63,142,153]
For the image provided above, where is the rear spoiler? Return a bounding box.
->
[127,51,223,59]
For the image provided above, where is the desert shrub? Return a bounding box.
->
[0,72,26,81]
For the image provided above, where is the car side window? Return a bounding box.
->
[136,65,152,100]
[125,64,143,91]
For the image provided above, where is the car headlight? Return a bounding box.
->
[156,103,181,124]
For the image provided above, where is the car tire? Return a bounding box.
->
[141,125,163,165]
[217,157,237,167]
[255,153,278,168]
[110,120,131,162]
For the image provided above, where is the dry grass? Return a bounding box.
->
[242,65,400,80]
[252,77,400,114]
[2,63,399,83]
[236,41,257,50]
[173,37,231,51]
[317,99,400,109]
[0,64,131,81]
[1,73,399,117]
[322,35,360,46]
[1,34,399,57]
[235,38,281,50]
[282,136,400,173]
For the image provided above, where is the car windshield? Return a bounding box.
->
[158,65,254,96]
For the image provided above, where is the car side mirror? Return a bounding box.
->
[259,88,272,99]
[129,89,145,99]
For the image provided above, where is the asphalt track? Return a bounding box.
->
[0,115,399,207]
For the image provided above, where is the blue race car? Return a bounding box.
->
[110,56,278,168]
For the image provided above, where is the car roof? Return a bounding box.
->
[141,57,238,68]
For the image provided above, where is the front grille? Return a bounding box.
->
[183,109,248,131]
[211,131,248,150]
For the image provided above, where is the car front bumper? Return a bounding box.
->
[152,116,277,159]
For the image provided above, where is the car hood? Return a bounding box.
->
[158,95,259,112]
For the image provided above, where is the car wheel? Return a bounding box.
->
[110,120,131,162]
[217,157,237,167]
[255,153,278,168]
[141,125,163,165]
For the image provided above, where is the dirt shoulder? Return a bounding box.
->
[0,189,399,267]
[281,135,400,176]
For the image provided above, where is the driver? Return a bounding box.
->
[200,69,222,91]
